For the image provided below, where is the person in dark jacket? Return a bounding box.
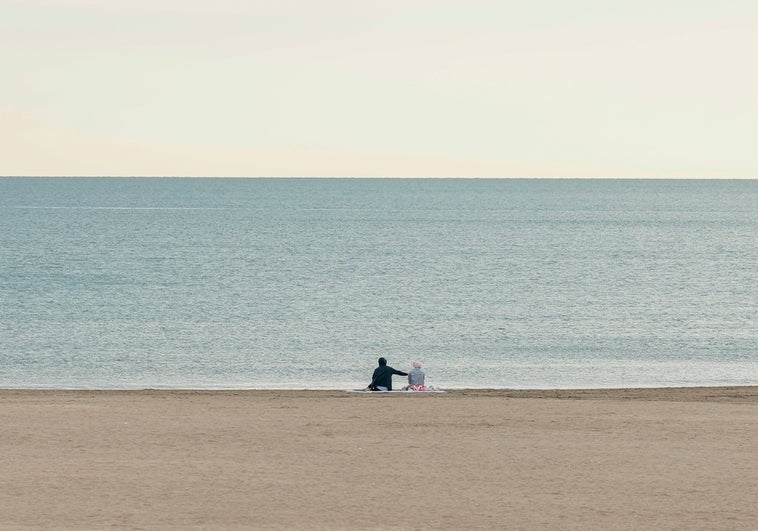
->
[365,357,408,391]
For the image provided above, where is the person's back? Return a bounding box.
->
[367,357,407,391]
[407,360,425,389]
[408,367,425,386]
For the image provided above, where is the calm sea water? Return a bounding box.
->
[1,178,756,389]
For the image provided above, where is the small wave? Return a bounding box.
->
[11,206,227,211]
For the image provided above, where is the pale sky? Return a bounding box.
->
[2,0,757,177]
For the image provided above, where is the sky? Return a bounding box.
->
[2,0,757,178]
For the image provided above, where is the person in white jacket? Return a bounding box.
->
[405,360,426,391]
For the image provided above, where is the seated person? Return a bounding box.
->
[405,360,426,391]
[365,357,407,391]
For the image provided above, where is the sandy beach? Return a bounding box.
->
[1,387,756,530]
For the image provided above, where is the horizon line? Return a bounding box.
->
[2,175,756,180]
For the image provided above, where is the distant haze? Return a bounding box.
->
[2,1,756,178]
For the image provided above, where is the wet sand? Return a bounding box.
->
[1,387,757,529]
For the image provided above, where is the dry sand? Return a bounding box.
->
[1,387,757,530]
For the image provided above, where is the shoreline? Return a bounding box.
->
[2,385,757,402]
[2,386,756,529]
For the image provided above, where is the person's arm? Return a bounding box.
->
[367,369,380,390]
[392,368,408,377]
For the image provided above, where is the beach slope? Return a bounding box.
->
[1,388,756,529]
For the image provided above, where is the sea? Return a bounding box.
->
[1,177,756,390]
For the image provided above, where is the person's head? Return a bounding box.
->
[413,360,422,369]
[378,357,387,366]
